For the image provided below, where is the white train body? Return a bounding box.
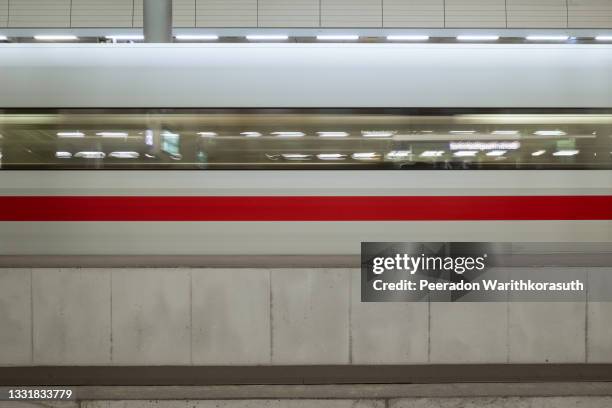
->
[0,43,611,258]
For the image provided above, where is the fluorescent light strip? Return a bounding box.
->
[352,152,380,160]
[57,132,85,138]
[486,150,506,157]
[386,150,412,159]
[75,151,105,159]
[109,151,139,159]
[34,35,78,41]
[553,150,579,156]
[272,131,305,137]
[595,36,612,41]
[525,35,569,41]
[96,132,128,138]
[362,131,395,138]
[492,130,519,135]
[317,131,349,137]
[198,132,217,137]
[534,130,566,136]
[387,35,429,41]
[420,151,444,157]
[454,150,478,157]
[317,35,359,41]
[457,35,499,41]
[317,153,346,160]
[0,36,7,41]
[175,35,219,41]
[105,35,143,41]
[241,131,262,137]
[449,130,476,134]
[55,151,72,159]
[246,35,288,41]
[282,153,311,160]
[531,150,546,157]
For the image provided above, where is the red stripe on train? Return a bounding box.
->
[1,196,611,221]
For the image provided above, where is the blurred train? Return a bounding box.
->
[0,43,612,259]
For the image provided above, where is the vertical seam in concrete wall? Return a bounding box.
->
[585,274,589,362]
[348,268,353,364]
[426,295,431,362]
[131,0,135,28]
[319,0,321,27]
[5,0,9,27]
[381,0,384,28]
[566,0,569,27]
[506,288,510,363]
[257,0,259,28]
[29,268,33,364]
[110,270,113,363]
[190,269,193,364]
[69,0,73,27]
[194,0,197,28]
[269,269,273,363]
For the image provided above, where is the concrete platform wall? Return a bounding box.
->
[0,268,610,366]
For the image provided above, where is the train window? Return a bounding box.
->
[0,108,611,170]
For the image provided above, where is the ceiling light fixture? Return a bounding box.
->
[420,151,445,157]
[57,132,85,138]
[317,131,349,137]
[526,35,569,41]
[34,35,78,41]
[74,151,105,159]
[317,153,347,160]
[553,150,579,156]
[96,132,128,138]
[453,150,478,157]
[534,130,567,136]
[109,151,140,159]
[273,131,305,137]
[362,131,395,138]
[282,153,311,160]
[352,152,380,160]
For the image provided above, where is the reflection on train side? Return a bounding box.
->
[0,109,611,169]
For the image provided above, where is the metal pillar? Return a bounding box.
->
[144,0,173,43]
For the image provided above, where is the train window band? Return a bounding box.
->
[0,108,611,170]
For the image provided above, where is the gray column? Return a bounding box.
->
[144,0,173,43]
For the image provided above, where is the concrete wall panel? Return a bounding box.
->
[111,269,191,365]
[0,269,31,365]
[192,269,271,365]
[32,268,111,365]
[271,268,350,364]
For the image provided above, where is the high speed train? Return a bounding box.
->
[0,43,611,261]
